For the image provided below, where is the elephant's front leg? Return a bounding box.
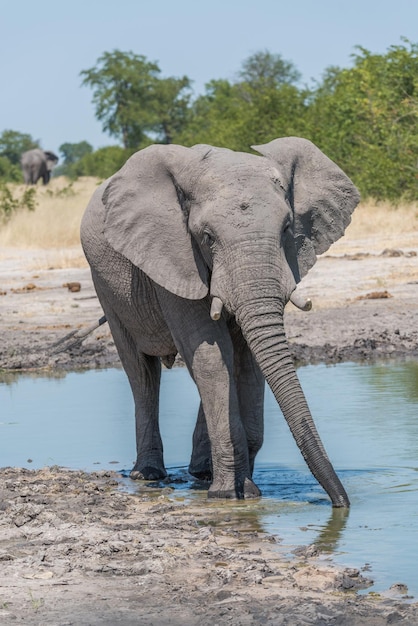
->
[189,402,212,481]
[193,338,260,499]
[188,337,264,481]
[156,287,260,499]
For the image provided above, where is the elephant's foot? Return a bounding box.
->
[130,461,167,481]
[188,457,212,482]
[208,476,261,500]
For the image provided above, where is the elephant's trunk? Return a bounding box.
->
[235,296,349,508]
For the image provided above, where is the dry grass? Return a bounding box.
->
[0,176,100,248]
[331,199,418,255]
[345,199,418,238]
[1,178,417,263]
[0,177,101,268]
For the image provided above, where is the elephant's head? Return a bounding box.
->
[102,138,360,507]
[44,150,59,171]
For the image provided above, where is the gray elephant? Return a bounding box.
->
[21,148,59,185]
[80,137,360,507]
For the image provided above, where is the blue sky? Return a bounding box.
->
[2,0,417,158]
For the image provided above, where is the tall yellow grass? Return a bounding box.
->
[0,177,101,267]
[331,199,418,254]
[345,199,418,238]
[0,177,100,248]
[1,177,417,261]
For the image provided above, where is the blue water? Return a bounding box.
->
[1,361,418,598]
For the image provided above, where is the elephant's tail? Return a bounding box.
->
[49,315,107,354]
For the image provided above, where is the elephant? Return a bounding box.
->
[80,137,360,507]
[20,148,59,185]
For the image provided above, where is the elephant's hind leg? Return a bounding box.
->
[104,312,167,481]
[129,352,167,480]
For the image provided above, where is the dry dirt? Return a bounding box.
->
[1,231,418,625]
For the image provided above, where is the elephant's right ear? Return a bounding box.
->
[102,144,209,300]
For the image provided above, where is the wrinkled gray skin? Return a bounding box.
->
[81,137,360,507]
[21,148,59,185]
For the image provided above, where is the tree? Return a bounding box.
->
[80,50,192,148]
[178,51,307,151]
[0,157,22,182]
[69,146,134,179]
[306,39,418,200]
[0,130,38,165]
[59,141,93,165]
[237,50,301,90]
[149,76,192,144]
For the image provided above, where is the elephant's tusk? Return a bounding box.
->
[290,291,312,312]
[210,297,224,321]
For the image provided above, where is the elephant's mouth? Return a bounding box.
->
[210,290,312,320]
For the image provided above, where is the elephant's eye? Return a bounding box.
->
[202,231,215,248]
[283,220,293,235]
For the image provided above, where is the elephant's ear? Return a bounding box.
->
[102,144,209,299]
[252,137,360,278]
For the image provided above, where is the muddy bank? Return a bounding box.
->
[1,466,417,625]
[0,246,417,372]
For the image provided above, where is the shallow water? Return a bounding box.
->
[1,361,418,597]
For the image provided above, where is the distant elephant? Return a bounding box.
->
[21,148,59,185]
[80,137,360,507]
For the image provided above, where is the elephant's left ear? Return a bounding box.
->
[252,137,360,278]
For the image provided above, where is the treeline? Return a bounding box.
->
[1,40,417,201]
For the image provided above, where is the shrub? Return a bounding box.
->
[0,184,37,218]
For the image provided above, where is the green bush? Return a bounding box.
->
[69,145,135,179]
[0,156,23,183]
[0,184,37,218]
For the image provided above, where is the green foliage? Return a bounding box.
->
[69,145,135,179]
[80,50,192,148]
[3,42,415,200]
[148,75,192,144]
[177,73,308,150]
[237,50,302,88]
[0,156,22,182]
[0,130,39,183]
[55,141,94,178]
[59,141,93,165]
[176,52,307,150]
[0,130,39,165]
[45,182,75,198]
[0,183,37,218]
[177,80,248,149]
[305,39,418,201]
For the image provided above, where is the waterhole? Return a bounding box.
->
[1,361,417,597]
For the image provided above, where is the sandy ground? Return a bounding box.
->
[1,233,418,624]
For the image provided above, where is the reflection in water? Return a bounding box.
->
[119,468,349,555]
[365,361,418,402]
[313,507,350,554]
[1,360,418,597]
[0,368,67,386]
